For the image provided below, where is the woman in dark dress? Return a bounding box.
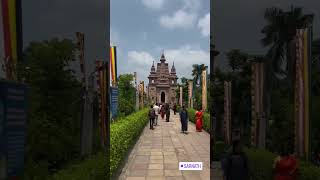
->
[179,105,188,133]
[160,104,165,119]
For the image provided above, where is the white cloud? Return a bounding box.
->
[128,51,155,67]
[181,0,201,12]
[165,45,209,80]
[119,45,209,85]
[141,0,165,10]
[110,28,120,46]
[159,10,197,29]
[143,32,147,41]
[197,13,210,37]
[158,0,201,29]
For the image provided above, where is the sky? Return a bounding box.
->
[111,0,210,85]
[0,0,108,78]
[213,0,320,71]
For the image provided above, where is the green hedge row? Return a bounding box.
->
[187,108,210,132]
[49,152,106,180]
[110,109,149,178]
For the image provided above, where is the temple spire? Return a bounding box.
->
[160,50,166,62]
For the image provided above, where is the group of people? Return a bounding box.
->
[148,103,204,133]
[148,103,171,130]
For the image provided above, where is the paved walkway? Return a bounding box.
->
[118,110,210,180]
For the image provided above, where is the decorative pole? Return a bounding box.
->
[202,68,207,111]
[134,72,139,111]
[76,32,91,155]
[188,80,193,108]
[179,86,183,107]
[250,58,266,148]
[294,27,312,160]
[224,81,232,145]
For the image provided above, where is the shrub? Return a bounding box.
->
[110,109,149,178]
[244,148,320,180]
[213,141,230,161]
[48,152,106,180]
[187,108,210,132]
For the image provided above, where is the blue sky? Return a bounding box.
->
[111,0,210,84]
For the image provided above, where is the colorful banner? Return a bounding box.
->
[110,87,118,120]
[0,80,27,179]
[110,46,117,86]
[1,0,23,80]
[294,27,312,159]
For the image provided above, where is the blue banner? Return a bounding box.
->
[0,80,27,178]
[110,87,118,120]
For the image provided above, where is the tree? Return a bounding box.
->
[261,6,313,83]
[192,64,206,86]
[226,49,248,72]
[117,74,136,116]
[17,38,83,179]
[176,77,190,107]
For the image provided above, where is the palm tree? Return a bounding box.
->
[261,6,313,82]
[226,49,248,72]
[192,64,207,87]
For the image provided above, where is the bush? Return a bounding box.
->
[213,141,230,161]
[48,152,106,180]
[110,109,149,178]
[244,148,320,180]
[187,108,210,132]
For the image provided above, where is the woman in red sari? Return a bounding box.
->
[195,107,203,132]
[273,148,298,180]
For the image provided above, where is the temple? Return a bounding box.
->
[147,53,178,104]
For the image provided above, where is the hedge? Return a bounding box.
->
[214,143,320,180]
[48,152,106,180]
[187,108,210,132]
[245,148,320,180]
[110,109,149,178]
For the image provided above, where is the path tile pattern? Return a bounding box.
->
[118,110,210,180]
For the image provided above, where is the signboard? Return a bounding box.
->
[110,87,118,120]
[0,80,27,179]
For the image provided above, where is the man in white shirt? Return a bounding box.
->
[153,103,160,126]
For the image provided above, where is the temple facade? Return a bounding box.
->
[147,53,178,104]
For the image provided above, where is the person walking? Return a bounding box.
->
[153,103,160,126]
[165,103,170,122]
[173,103,177,115]
[224,140,249,180]
[160,103,165,120]
[195,106,203,132]
[273,146,298,180]
[179,105,188,134]
[148,105,156,130]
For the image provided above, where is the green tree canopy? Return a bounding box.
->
[117,74,136,116]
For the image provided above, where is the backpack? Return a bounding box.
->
[149,109,156,119]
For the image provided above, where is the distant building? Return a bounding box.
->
[148,53,178,104]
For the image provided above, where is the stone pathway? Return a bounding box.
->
[118,110,210,180]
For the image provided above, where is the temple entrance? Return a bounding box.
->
[161,92,165,103]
